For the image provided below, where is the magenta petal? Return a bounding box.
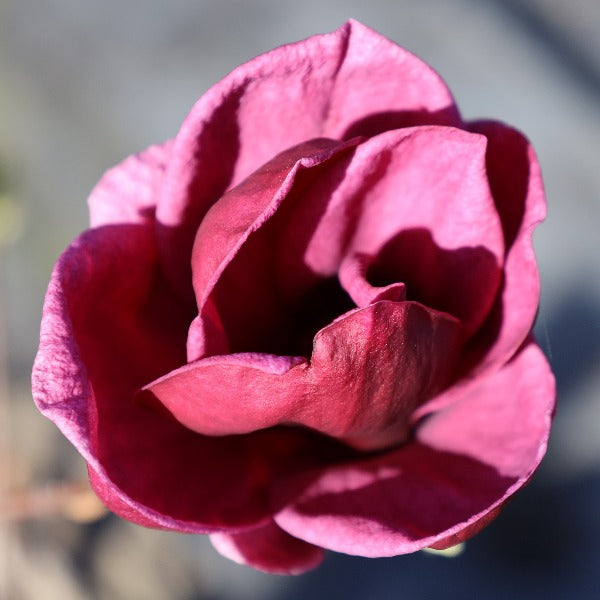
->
[156,20,460,298]
[416,341,554,478]
[465,121,547,373]
[31,225,326,531]
[88,141,172,227]
[210,521,324,575]
[273,341,554,556]
[145,301,462,451]
[188,137,359,360]
[308,301,463,450]
[140,353,309,437]
[305,126,505,333]
[324,20,461,139]
[191,137,357,313]
[338,253,406,307]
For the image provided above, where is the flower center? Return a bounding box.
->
[287,276,355,358]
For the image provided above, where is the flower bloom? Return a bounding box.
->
[33,21,555,574]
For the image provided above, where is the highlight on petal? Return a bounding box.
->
[416,341,555,479]
[305,126,504,334]
[145,301,463,452]
[32,20,553,574]
[189,126,503,366]
[156,20,460,298]
[272,341,554,556]
[88,141,173,227]
[210,521,324,575]
[191,137,359,314]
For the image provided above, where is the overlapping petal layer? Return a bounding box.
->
[273,342,554,556]
[188,126,504,363]
[32,21,554,576]
[305,126,505,333]
[210,521,324,575]
[32,153,344,532]
[464,121,546,374]
[145,301,462,451]
[156,20,461,298]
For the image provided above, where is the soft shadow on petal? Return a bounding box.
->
[417,341,555,479]
[210,521,324,575]
[273,443,515,557]
[324,20,461,138]
[31,224,335,532]
[306,126,505,334]
[364,228,500,335]
[191,138,357,312]
[192,127,504,362]
[464,121,546,374]
[338,252,407,307]
[272,341,554,556]
[189,137,359,360]
[156,20,460,300]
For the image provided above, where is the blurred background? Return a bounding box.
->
[1,0,599,598]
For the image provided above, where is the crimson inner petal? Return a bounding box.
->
[206,245,356,357]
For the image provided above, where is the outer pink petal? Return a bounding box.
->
[273,341,555,556]
[88,141,173,227]
[145,301,462,451]
[31,225,330,532]
[156,20,460,298]
[464,121,547,373]
[210,521,324,575]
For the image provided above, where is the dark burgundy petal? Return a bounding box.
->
[31,224,334,531]
[210,521,324,575]
[191,138,357,313]
[190,126,503,364]
[273,342,554,556]
[188,137,359,360]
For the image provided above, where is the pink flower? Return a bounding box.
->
[32,21,555,574]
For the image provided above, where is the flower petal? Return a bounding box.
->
[187,136,359,360]
[210,521,324,575]
[145,301,463,451]
[417,341,554,478]
[88,141,172,227]
[31,224,331,531]
[272,341,555,556]
[156,20,460,298]
[191,137,357,314]
[305,126,505,334]
[465,121,546,372]
[338,252,407,307]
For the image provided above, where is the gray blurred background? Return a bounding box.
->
[1,1,599,598]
